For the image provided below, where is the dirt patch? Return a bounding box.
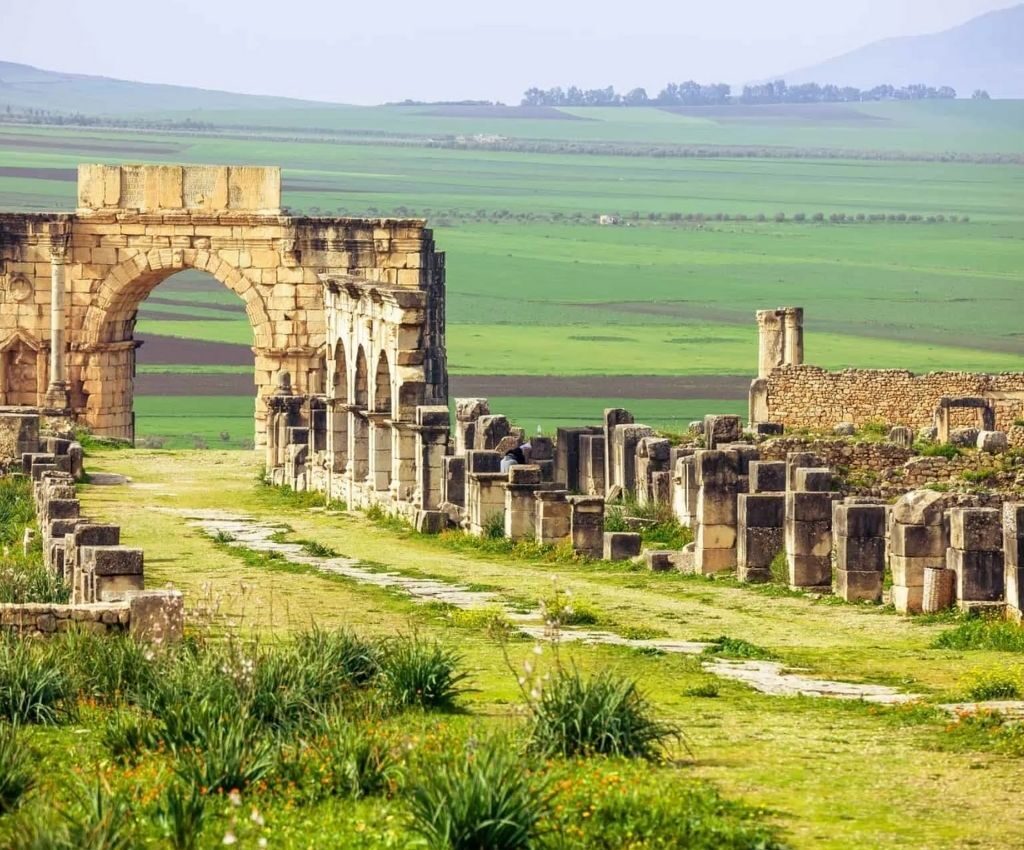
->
[136,335,252,366]
[136,373,254,396]
[0,166,77,181]
[0,132,183,155]
[417,105,589,120]
[450,374,749,400]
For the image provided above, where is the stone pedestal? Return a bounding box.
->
[833,501,886,603]
[569,496,605,558]
[535,490,571,546]
[737,493,784,582]
[948,508,1005,612]
[1004,503,1024,621]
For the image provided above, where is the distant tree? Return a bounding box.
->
[972,89,991,100]
[623,87,649,106]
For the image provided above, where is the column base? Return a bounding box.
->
[44,382,70,411]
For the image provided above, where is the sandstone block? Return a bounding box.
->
[890,554,935,587]
[788,553,831,588]
[508,465,541,486]
[738,493,785,528]
[696,487,737,526]
[603,532,642,562]
[130,591,184,643]
[748,461,786,494]
[949,508,1002,552]
[948,548,1005,603]
[785,491,833,523]
[835,569,883,603]
[834,536,885,572]
[696,524,737,550]
[645,550,674,572]
[892,584,924,615]
[891,490,947,527]
[738,526,783,573]
[795,467,832,492]
[832,503,886,539]
[695,546,736,575]
[785,518,832,557]
[890,523,946,558]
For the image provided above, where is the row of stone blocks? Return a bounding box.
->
[17,438,185,642]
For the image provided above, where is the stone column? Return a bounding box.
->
[635,437,670,505]
[603,408,633,496]
[756,309,785,378]
[414,406,450,512]
[694,449,740,575]
[783,307,804,367]
[1003,503,1024,622]
[784,467,834,589]
[579,434,606,497]
[455,398,489,456]
[889,490,948,614]
[44,240,70,410]
[569,496,605,558]
[504,465,542,540]
[832,500,886,602]
[948,508,1005,613]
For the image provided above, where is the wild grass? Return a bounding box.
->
[0,477,70,604]
[700,635,777,661]
[407,738,550,850]
[933,616,1024,653]
[605,497,692,550]
[0,724,34,815]
[378,635,468,710]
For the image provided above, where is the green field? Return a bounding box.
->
[0,100,1021,443]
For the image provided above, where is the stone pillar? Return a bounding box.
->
[44,240,70,410]
[635,437,670,505]
[603,408,634,496]
[737,493,784,582]
[832,500,886,602]
[948,508,1005,613]
[1003,503,1024,621]
[414,406,450,511]
[473,415,511,451]
[555,426,600,491]
[703,415,741,450]
[693,450,739,575]
[612,423,653,499]
[756,308,785,378]
[579,434,606,496]
[889,490,948,614]
[465,451,503,535]
[535,490,571,546]
[455,398,489,456]
[504,465,542,540]
[749,460,787,494]
[783,307,804,366]
[569,496,605,558]
[442,456,466,507]
[785,468,834,590]
[671,452,697,527]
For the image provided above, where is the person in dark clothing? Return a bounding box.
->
[500,445,527,473]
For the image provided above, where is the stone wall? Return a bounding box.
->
[0,602,128,636]
[759,437,913,477]
[759,366,1024,431]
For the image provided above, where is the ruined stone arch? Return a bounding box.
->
[80,249,273,349]
[373,350,393,415]
[354,346,369,409]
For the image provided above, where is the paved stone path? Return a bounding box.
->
[180,509,919,705]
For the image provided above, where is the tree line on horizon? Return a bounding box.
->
[522,80,971,107]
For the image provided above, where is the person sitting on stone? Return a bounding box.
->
[500,445,527,473]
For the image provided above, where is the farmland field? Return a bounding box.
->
[0,100,1021,445]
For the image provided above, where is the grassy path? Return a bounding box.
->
[78,448,1024,849]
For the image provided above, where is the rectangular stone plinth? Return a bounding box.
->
[604,532,641,562]
[569,496,604,558]
[835,569,883,603]
[788,553,831,589]
[948,548,1005,604]
[890,523,946,558]
[949,508,1003,552]
[748,461,786,494]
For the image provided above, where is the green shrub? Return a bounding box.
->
[962,668,1023,701]
[294,626,381,690]
[57,779,136,850]
[101,709,159,766]
[408,739,550,850]
[0,639,72,724]
[528,667,677,760]
[155,781,208,850]
[482,512,506,540]
[61,631,157,704]
[173,713,276,794]
[934,617,1024,653]
[0,723,34,814]
[961,468,996,485]
[915,442,960,459]
[685,680,721,698]
[604,498,691,550]
[299,539,338,558]
[548,764,786,850]
[701,635,777,660]
[316,720,404,798]
[379,636,468,710]
[540,588,601,627]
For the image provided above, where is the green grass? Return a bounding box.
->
[134,395,254,450]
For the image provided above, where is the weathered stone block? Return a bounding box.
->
[129,591,184,643]
[795,467,832,492]
[785,452,824,492]
[738,493,785,528]
[83,546,143,576]
[415,510,447,534]
[696,487,737,526]
[785,491,833,523]
[703,414,742,449]
[890,523,946,558]
[948,548,1005,603]
[738,526,783,574]
[508,465,542,486]
[890,554,934,587]
[788,553,831,588]
[694,450,738,488]
[748,461,786,494]
[892,584,924,615]
[977,431,1008,453]
[785,518,832,557]
[891,490,947,526]
[46,499,80,520]
[695,546,736,575]
[832,503,886,539]
[835,569,883,603]
[466,450,501,474]
[696,524,737,550]
[949,508,1002,552]
[834,536,885,572]
[603,532,642,562]
[645,550,674,572]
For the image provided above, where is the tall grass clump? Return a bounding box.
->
[379,636,468,710]
[155,781,208,850]
[408,739,550,850]
[934,617,1024,653]
[61,631,157,704]
[604,497,691,550]
[294,626,381,690]
[0,723,35,814]
[527,667,677,760]
[0,639,72,724]
[316,720,404,798]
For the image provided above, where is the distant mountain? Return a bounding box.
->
[775,4,1024,99]
[0,61,334,114]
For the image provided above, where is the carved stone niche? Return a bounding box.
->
[3,274,33,304]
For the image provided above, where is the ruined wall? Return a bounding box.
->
[0,164,437,446]
[760,366,1024,431]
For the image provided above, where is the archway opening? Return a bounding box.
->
[352,346,370,480]
[373,351,393,491]
[329,342,349,472]
[129,269,256,450]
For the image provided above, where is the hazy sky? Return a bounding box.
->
[0,0,1014,104]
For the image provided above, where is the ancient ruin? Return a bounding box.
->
[0,163,445,450]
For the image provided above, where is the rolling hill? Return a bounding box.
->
[0,60,331,114]
[777,4,1024,98]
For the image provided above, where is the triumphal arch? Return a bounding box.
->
[0,164,447,457]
